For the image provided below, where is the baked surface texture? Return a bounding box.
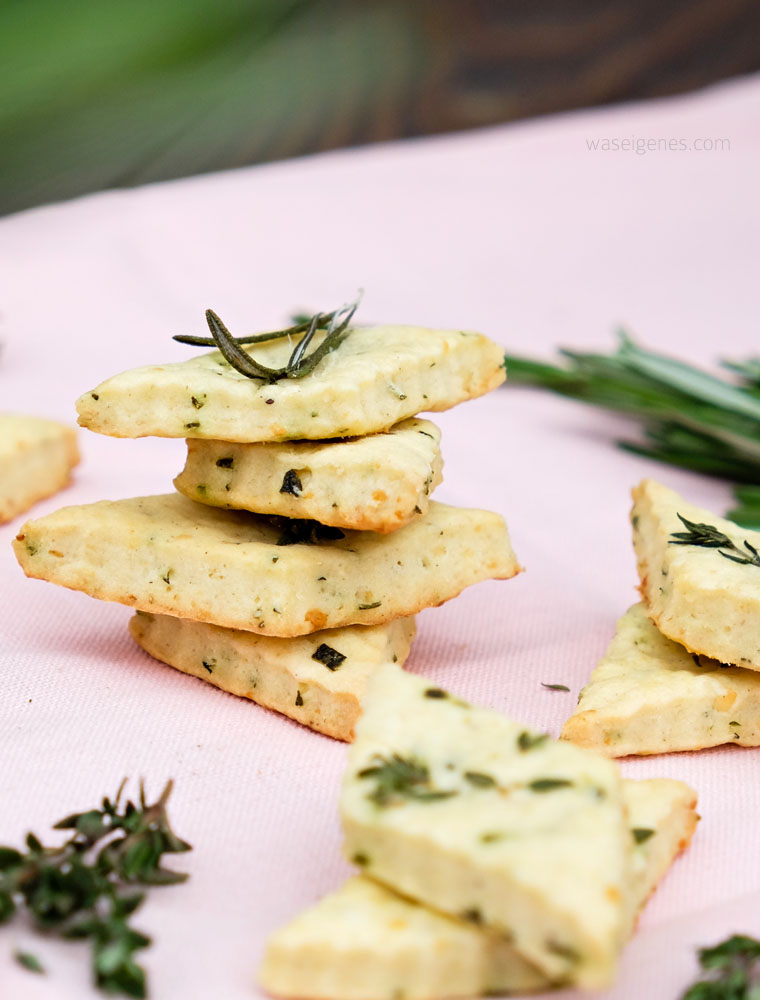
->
[13,495,520,636]
[340,667,632,990]
[129,612,415,741]
[76,325,506,442]
[260,777,697,999]
[632,478,760,671]
[173,417,443,533]
[0,414,79,523]
[562,603,760,756]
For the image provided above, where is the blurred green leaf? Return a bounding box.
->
[0,0,425,214]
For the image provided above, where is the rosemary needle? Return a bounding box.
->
[174,294,361,383]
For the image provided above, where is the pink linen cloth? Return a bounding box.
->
[1,72,760,999]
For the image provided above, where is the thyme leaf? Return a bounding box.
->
[463,771,497,788]
[632,828,655,844]
[682,934,760,999]
[529,778,573,793]
[174,296,361,383]
[0,780,190,998]
[670,513,760,567]
[517,731,549,752]
[541,682,570,692]
[546,940,582,964]
[15,950,45,974]
[357,754,457,807]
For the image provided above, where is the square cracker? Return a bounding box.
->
[632,478,760,671]
[173,417,443,533]
[340,667,632,990]
[14,495,520,637]
[260,778,697,999]
[76,325,506,442]
[129,612,415,742]
[562,603,760,756]
[0,414,79,524]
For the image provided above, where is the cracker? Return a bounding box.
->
[173,418,443,533]
[75,325,506,442]
[0,414,79,524]
[562,603,760,756]
[632,478,760,671]
[340,666,631,990]
[14,495,520,636]
[260,778,697,999]
[129,612,415,741]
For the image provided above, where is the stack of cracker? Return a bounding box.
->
[13,314,521,740]
[260,666,699,998]
[563,478,760,756]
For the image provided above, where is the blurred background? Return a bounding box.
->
[2,0,760,218]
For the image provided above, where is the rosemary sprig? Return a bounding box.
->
[174,296,361,383]
[681,934,760,999]
[0,780,190,998]
[670,514,760,567]
[503,334,760,525]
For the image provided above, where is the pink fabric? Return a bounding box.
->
[2,73,760,998]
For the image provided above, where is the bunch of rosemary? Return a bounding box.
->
[503,334,760,528]
[0,780,190,998]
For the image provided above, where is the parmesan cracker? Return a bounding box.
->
[260,778,697,999]
[129,612,415,741]
[13,496,520,636]
[562,603,760,756]
[76,325,506,442]
[633,478,760,671]
[173,418,443,533]
[340,667,631,990]
[0,414,79,524]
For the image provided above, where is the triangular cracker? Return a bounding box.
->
[562,603,760,756]
[632,478,760,670]
[129,612,415,741]
[76,325,505,442]
[340,667,632,989]
[260,778,697,999]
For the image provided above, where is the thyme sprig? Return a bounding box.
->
[0,780,190,998]
[357,755,457,807]
[174,296,361,383]
[670,514,760,568]
[682,934,760,999]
